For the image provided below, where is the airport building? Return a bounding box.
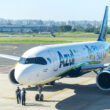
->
[0,25,58,33]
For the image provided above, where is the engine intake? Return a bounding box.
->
[9,69,19,85]
[96,71,110,91]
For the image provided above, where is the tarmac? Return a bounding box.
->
[0,43,110,110]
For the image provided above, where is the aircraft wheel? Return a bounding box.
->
[35,94,39,101]
[40,94,44,101]
[50,81,55,85]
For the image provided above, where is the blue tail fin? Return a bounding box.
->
[97,6,108,41]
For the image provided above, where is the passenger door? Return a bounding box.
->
[48,49,59,73]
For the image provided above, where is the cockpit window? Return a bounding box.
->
[19,57,47,65]
[47,58,51,63]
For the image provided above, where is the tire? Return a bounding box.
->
[50,81,55,85]
[35,94,39,101]
[40,94,44,101]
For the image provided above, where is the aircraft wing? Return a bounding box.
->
[81,63,110,71]
[0,54,20,61]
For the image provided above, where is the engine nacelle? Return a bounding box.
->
[96,70,110,91]
[9,69,19,85]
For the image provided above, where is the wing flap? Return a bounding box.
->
[0,54,20,61]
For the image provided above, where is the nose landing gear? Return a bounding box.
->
[35,86,44,101]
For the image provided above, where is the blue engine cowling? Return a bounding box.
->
[96,68,110,91]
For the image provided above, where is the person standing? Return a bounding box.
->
[16,87,21,104]
[21,88,26,106]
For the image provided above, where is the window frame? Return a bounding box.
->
[19,57,47,65]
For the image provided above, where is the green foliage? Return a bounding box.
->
[72,28,77,32]
[32,29,38,33]
[94,27,100,34]
[107,28,110,34]
[72,25,84,32]
[84,26,95,32]
[58,25,72,32]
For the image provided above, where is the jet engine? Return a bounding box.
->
[96,68,110,91]
[9,69,19,85]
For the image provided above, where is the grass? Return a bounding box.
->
[0,36,101,44]
[0,32,100,37]
[54,32,98,37]
[0,32,110,44]
[0,32,110,37]
[0,32,50,37]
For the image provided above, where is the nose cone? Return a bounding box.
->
[15,64,33,84]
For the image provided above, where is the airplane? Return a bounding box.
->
[0,6,110,101]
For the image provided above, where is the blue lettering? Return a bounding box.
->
[57,51,64,68]
[57,49,75,68]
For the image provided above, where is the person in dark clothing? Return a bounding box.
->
[16,87,21,104]
[21,88,26,106]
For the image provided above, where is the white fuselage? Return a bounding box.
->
[15,41,110,85]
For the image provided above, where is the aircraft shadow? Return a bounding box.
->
[55,83,110,110]
[26,82,110,109]
[25,103,49,107]
[26,82,75,92]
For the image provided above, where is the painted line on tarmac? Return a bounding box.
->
[44,77,95,100]
[78,77,95,85]
[0,46,18,50]
[3,97,16,100]
[44,88,70,100]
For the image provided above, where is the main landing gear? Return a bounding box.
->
[35,86,44,101]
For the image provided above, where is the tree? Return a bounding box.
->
[72,28,77,32]
[107,28,110,34]
[74,25,84,32]
[85,26,95,32]
[94,27,100,34]
[59,25,72,32]
[32,29,38,33]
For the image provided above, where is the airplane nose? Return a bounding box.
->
[14,64,41,85]
[14,64,33,84]
[15,70,25,84]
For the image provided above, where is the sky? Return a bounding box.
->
[0,0,109,21]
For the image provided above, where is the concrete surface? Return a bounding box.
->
[0,43,110,110]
